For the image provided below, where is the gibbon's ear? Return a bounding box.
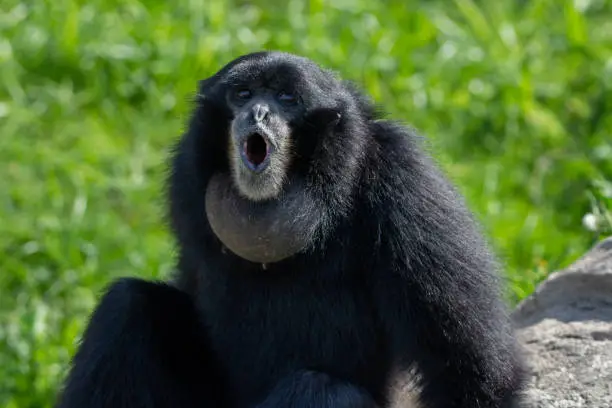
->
[304,107,343,130]
[196,76,217,101]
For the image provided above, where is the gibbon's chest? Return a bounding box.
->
[199,273,388,406]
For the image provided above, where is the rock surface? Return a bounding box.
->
[512,237,612,408]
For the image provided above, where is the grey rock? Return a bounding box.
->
[512,237,612,408]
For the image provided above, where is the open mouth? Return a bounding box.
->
[241,132,270,171]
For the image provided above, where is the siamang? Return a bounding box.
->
[55,51,526,408]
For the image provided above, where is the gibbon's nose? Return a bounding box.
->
[253,104,269,123]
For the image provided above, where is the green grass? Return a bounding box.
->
[1,0,611,406]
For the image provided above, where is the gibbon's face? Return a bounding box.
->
[201,52,342,202]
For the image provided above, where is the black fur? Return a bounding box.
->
[56,51,525,408]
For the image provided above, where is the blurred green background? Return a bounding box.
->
[1,0,611,406]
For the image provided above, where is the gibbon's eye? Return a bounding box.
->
[235,88,252,100]
[278,91,297,105]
